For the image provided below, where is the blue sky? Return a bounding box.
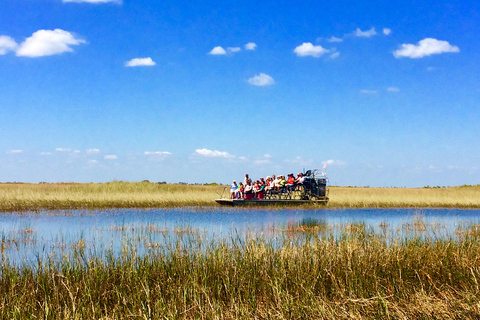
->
[1,0,479,187]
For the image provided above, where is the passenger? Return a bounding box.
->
[273,175,280,192]
[244,181,254,200]
[237,182,244,199]
[243,174,251,186]
[256,180,265,199]
[286,174,295,188]
[279,175,287,189]
[253,180,260,198]
[230,180,238,199]
[265,176,274,191]
[260,177,266,186]
[295,172,305,184]
[295,173,305,190]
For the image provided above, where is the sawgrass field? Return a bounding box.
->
[1,183,480,319]
[0,181,479,211]
[1,219,480,319]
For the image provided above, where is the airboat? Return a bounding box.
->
[215,169,329,206]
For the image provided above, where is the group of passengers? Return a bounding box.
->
[230,173,305,200]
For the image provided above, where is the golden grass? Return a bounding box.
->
[0,182,479,211]
[329,186,480,208]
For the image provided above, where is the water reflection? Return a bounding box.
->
[1,207,479,266]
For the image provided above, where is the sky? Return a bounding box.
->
[0,0,479,187]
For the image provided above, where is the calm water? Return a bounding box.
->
[1,207,479,265]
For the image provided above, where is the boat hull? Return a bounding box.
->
[215,198,329,206]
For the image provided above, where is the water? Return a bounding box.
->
[1,207,479,266]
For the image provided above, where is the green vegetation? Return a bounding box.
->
[1,222,480,319]
[0,182,479,212]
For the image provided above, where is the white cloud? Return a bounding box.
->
[322,159,346,167]
[353,27,377,37]
[144,151,171,156]
[383,28,391,35]
[144,151,172,160]
[63,0,120,3]
[125,57,156,67]
[39,152,52,156]
[209,46,226,55]
[253,154,272,165]
[195,148,233,158]
[327,36,343,43]
[87,160,98,165]
[248,73,275,86]
[16,29,86,57]
[7,150,24,154]
[245,42,257,50]
[56,148,72,152]
[294,42,329,57]
[427,66,436,71]
[227,47,241,53]
[86,148,100,154]
[393,38,459,59]
[387,87,400,92]
[104,155,118,160]
[0,36,18,55]
[360,89,378,94]
[330,52,340,59]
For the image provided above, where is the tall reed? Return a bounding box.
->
[1,223,480,319]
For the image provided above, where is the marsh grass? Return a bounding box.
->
[0,181,223,211]
[1,222,480,319]
[328,185,480,208]
[0,182,479,211]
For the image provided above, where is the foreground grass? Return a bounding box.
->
[1,224,480,319]
[0,182,479,211]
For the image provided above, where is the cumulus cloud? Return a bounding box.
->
[7,150,24,154]
[393,38,459,59]
[56,148,72,152]
[209,46,226,55]
[125,57,156,67]
[327,36,343,43]
[248,73,275,86]
[227,47,241,53]
[383,28,391,35]
[63,0,121,3]
[330,52,340,59]
[294,42,329,57]
[86,148,100,154]
[0,35,18,55]
[353,27,377,37]
[104,155,118,160]
[245,42,257,50]
[387,87,400,92]
[360,89,378,94]
[195,148,233,158]
[16,29,86,57]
